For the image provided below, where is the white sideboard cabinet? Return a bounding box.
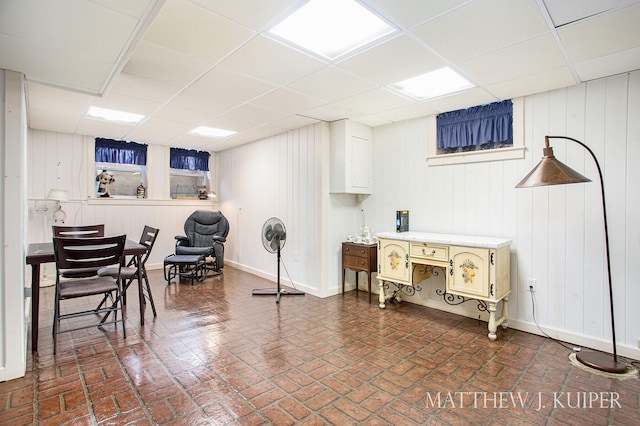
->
[329,119,371,194]
[376,232,512,340]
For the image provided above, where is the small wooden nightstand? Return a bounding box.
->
[342,242,377,304]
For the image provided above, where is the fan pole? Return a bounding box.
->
[252,238,305,303]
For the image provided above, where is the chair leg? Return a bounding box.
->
[53,291,60,354]
[142,270,157,317]
[119,286,126,338]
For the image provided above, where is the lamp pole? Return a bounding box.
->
[517,136,626,373]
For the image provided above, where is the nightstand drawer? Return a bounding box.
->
[343,255,370,270]
[411,243,448,261]
[342,244,371,258]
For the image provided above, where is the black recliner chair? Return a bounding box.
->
[174,210,229,276]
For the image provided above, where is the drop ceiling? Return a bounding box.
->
[1,0,639,152]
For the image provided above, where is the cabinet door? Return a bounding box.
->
[447,246,489,298]
[378,239,410,284]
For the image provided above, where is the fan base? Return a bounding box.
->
[252,289,305,303]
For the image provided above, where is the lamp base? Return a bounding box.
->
[576,350,628,374]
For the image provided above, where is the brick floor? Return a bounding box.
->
[1,267,638,425]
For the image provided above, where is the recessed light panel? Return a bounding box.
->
[190,126,236,138]
[268,0,396,61]
[390,67,475,100]
[86,106,145,124]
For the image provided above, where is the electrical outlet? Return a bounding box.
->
[527,278,536,292]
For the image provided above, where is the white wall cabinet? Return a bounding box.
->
[330,119,371,194]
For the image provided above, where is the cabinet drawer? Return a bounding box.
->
[411,243,448,261]
[342,244,370,258]
[343,255,370,270]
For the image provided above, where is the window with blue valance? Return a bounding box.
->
[170,147,210,171]
[95,138,147,165]
[437,100,513,153]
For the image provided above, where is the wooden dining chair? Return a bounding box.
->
[52,224,105,238]
[52,225,106,278]
[52,235,126,354]
[98,226,160,318]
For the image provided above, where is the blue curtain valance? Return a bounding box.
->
[437,100,513,149]
[95,138,147,165]
[170,147,210,171]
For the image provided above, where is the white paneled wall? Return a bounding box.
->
[365,71,640,358]
[25,71,640,360]
[26,130,218,280]
[216,124,329,296]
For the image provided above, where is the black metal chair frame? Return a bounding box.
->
[52,235,126,354]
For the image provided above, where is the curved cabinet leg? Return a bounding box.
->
[378,280,386,308]
[487,302,497,341]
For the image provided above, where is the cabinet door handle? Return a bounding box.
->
[449,259,453,276]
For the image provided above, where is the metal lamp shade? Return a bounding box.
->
[515,146,591,188]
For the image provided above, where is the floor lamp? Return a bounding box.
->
[516,135,627,374]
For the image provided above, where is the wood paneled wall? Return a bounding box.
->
[366,71,640,357]
[25,71,640,359]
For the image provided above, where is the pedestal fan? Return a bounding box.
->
[252,217,305,303]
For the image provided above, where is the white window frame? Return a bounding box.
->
[95,162,147,199]
[169,168,211,200]
[426,97,525,166]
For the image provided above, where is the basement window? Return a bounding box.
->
[427,97,525,166]
[94,138,147,198]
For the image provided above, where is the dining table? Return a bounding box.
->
[25,238,148,352]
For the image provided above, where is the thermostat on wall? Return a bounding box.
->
[396,210,409,232]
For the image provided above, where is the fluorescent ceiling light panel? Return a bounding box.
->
[86,106,144,124]
[268,0,396,60]
[390,67,475,100]
[190,126,236,138]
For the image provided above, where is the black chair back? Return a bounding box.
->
[53,224,105,238]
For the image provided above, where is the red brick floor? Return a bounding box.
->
[1,267,639,425]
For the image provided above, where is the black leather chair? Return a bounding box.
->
[173,210,229,276]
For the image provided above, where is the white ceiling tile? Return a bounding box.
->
[170,88,243,116]
[571,47,640,82]
[326,89,413,116]
[422,88,500,113]
[269,115,320,130]
[557,3,640,63]
[542,0,637,26]
[143,0,255,63]
[123,41,212,86]
[251,88,327,114]
[109,72,182,104]
[337,35,446,85]
[287,66,376,102]
[364,0,471,29]
[186,68,277,103]
[0,0,140,62]
[153,104,213,125]
[413,0,549,62]
[90,93,161,116]
[126,117,192,144]
[219,35,327,86]
[28,107,81,135]
[91,0,158,18]
[75,118,137,140]
[458,34,567,86]
[190,0,298,30]
[0,35,114,93]
[486,66,576,99]
[207,104,288,131]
